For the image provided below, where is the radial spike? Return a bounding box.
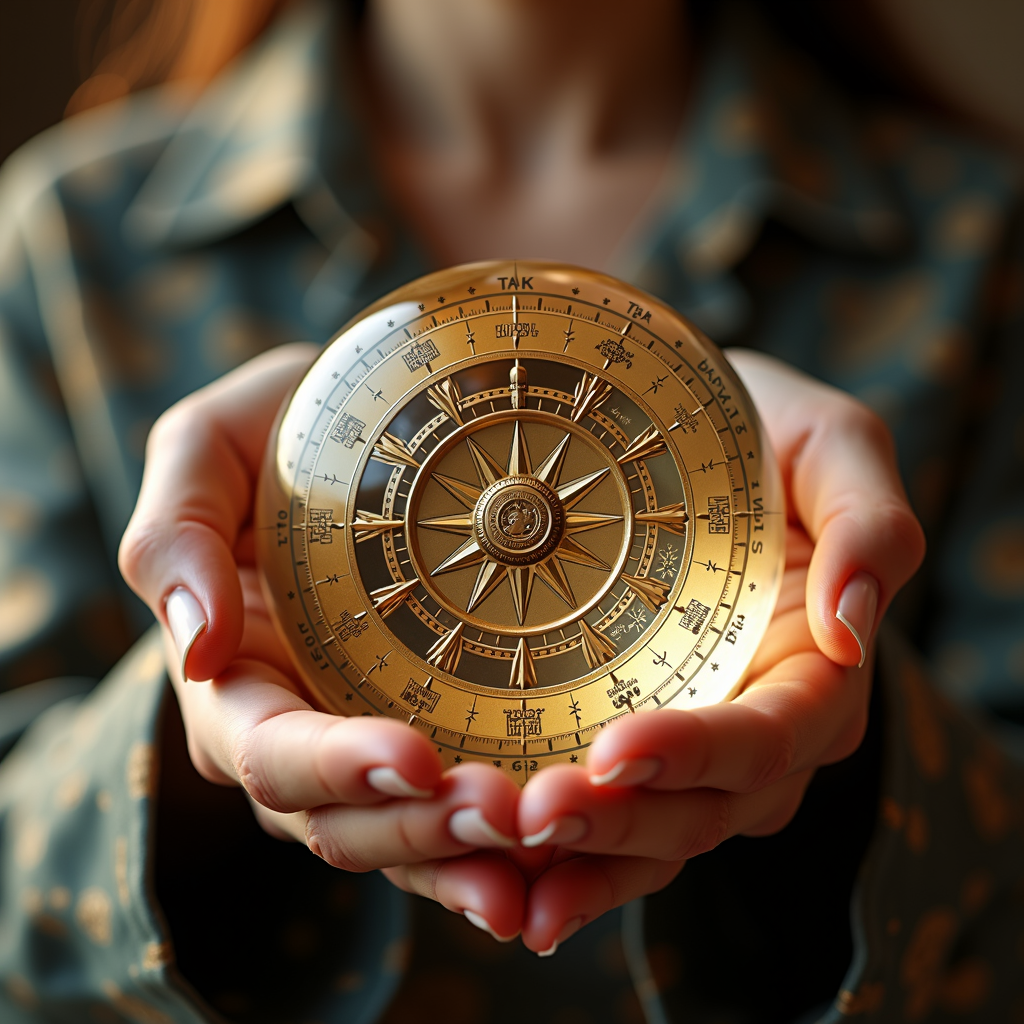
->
[622,573,672,612]
[432,537,487,576]
[534,434,571,486]
[536,557,576,607]
[465,438,506,488]
[432,473,482,509]
[617,425,668,465]
[426,622,465,675]
[555,536,610,571]
[564,511,624,535]
[556,467,611,511]
[509,360,528,410]
[507,421,532,476]
[571,372,613,422]
[509,637,538,689]
[426,377,464,425]
[635,503,689,536]
[417,511,474,536]
[466,560,505,612]
[506,565,536,625]
[579,619,617,669]
[370,577,420,619]
[372,432,419,469]
[350,510,404,542]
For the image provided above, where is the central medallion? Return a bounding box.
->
[475,475,565,565]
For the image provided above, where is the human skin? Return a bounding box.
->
[119,344,924,952]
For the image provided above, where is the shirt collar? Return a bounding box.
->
[625,5,906,335]
[123,0,339,249]
[123,1,906,325]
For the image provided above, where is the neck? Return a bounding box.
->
[362,0,690,168]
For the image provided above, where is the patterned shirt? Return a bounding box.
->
[1,3,1022,1021]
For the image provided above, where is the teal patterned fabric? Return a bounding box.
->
[1,2,1023,1020]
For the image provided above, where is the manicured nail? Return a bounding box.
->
[165,587,207,682]
[448,807,517,848]
[590,757,661,788]
[464,910,517,943]
[537,916,585,957]
[521,815,588,848]
[366,766,433,800]
[836,572,879,669]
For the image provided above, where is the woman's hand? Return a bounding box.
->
[509,353,926,954]
[119,345,527,941]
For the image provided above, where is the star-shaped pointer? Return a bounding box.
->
[417,425,622,626]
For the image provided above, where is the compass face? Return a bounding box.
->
[256,261,784,783]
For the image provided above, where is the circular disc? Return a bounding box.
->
[256,260,785,784]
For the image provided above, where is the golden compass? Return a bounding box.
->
[256,261,785,784]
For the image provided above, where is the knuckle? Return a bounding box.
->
[747,718,797,791]
[230,732,284,812]
[304,811,369,872]
[673,790,731,859]
[117,519,161,593]
[872,501,927,577]
[826,707,869,764]
[752,782,808,836]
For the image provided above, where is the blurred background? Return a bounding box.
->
[2,0,1023,168]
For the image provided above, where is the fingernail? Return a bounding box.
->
[537,916,585,957]
[836,572,879,669]
[590,757,661,788]
[366,766,434,800]
[520,815,588,848]
[448,807,517,848]
[463,909,517,943]
[166,587,207,682]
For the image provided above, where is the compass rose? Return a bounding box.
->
[405,401,634,638]
[418,422,623,624]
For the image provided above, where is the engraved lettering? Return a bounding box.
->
[626,301,653,323]
[497,275,534,290]
[401,677,441,714]
[333,610,369,642]
[330,413,366,448]
[308,508,334,544]
[677,598,711,634]
[504,707,545,737]
[707,496,730,534]
[495,322,540,338]
[402,339,440,372]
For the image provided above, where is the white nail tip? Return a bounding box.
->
[448,806,516,848]
[836,610,866,669]
[590,761,628,787]
[520,820,558,848]
[537,941,559,957]
[166,587,206,682]
[366,766,433,800]
[464,909,516,943]
[590,757,660,788]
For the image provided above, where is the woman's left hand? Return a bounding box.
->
[509,352,926,954]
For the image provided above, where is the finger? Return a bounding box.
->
[293,763,520,871]
[728,349,926,666]
[581,645,856,796]
[119,344,317,681]
[384,852,527,942]
[517,764,811,861]
[522,854,683,955]
[176,658,444,806]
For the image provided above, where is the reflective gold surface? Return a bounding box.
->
[255,261,785,783]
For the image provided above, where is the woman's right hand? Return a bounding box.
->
[119,345,526,942]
